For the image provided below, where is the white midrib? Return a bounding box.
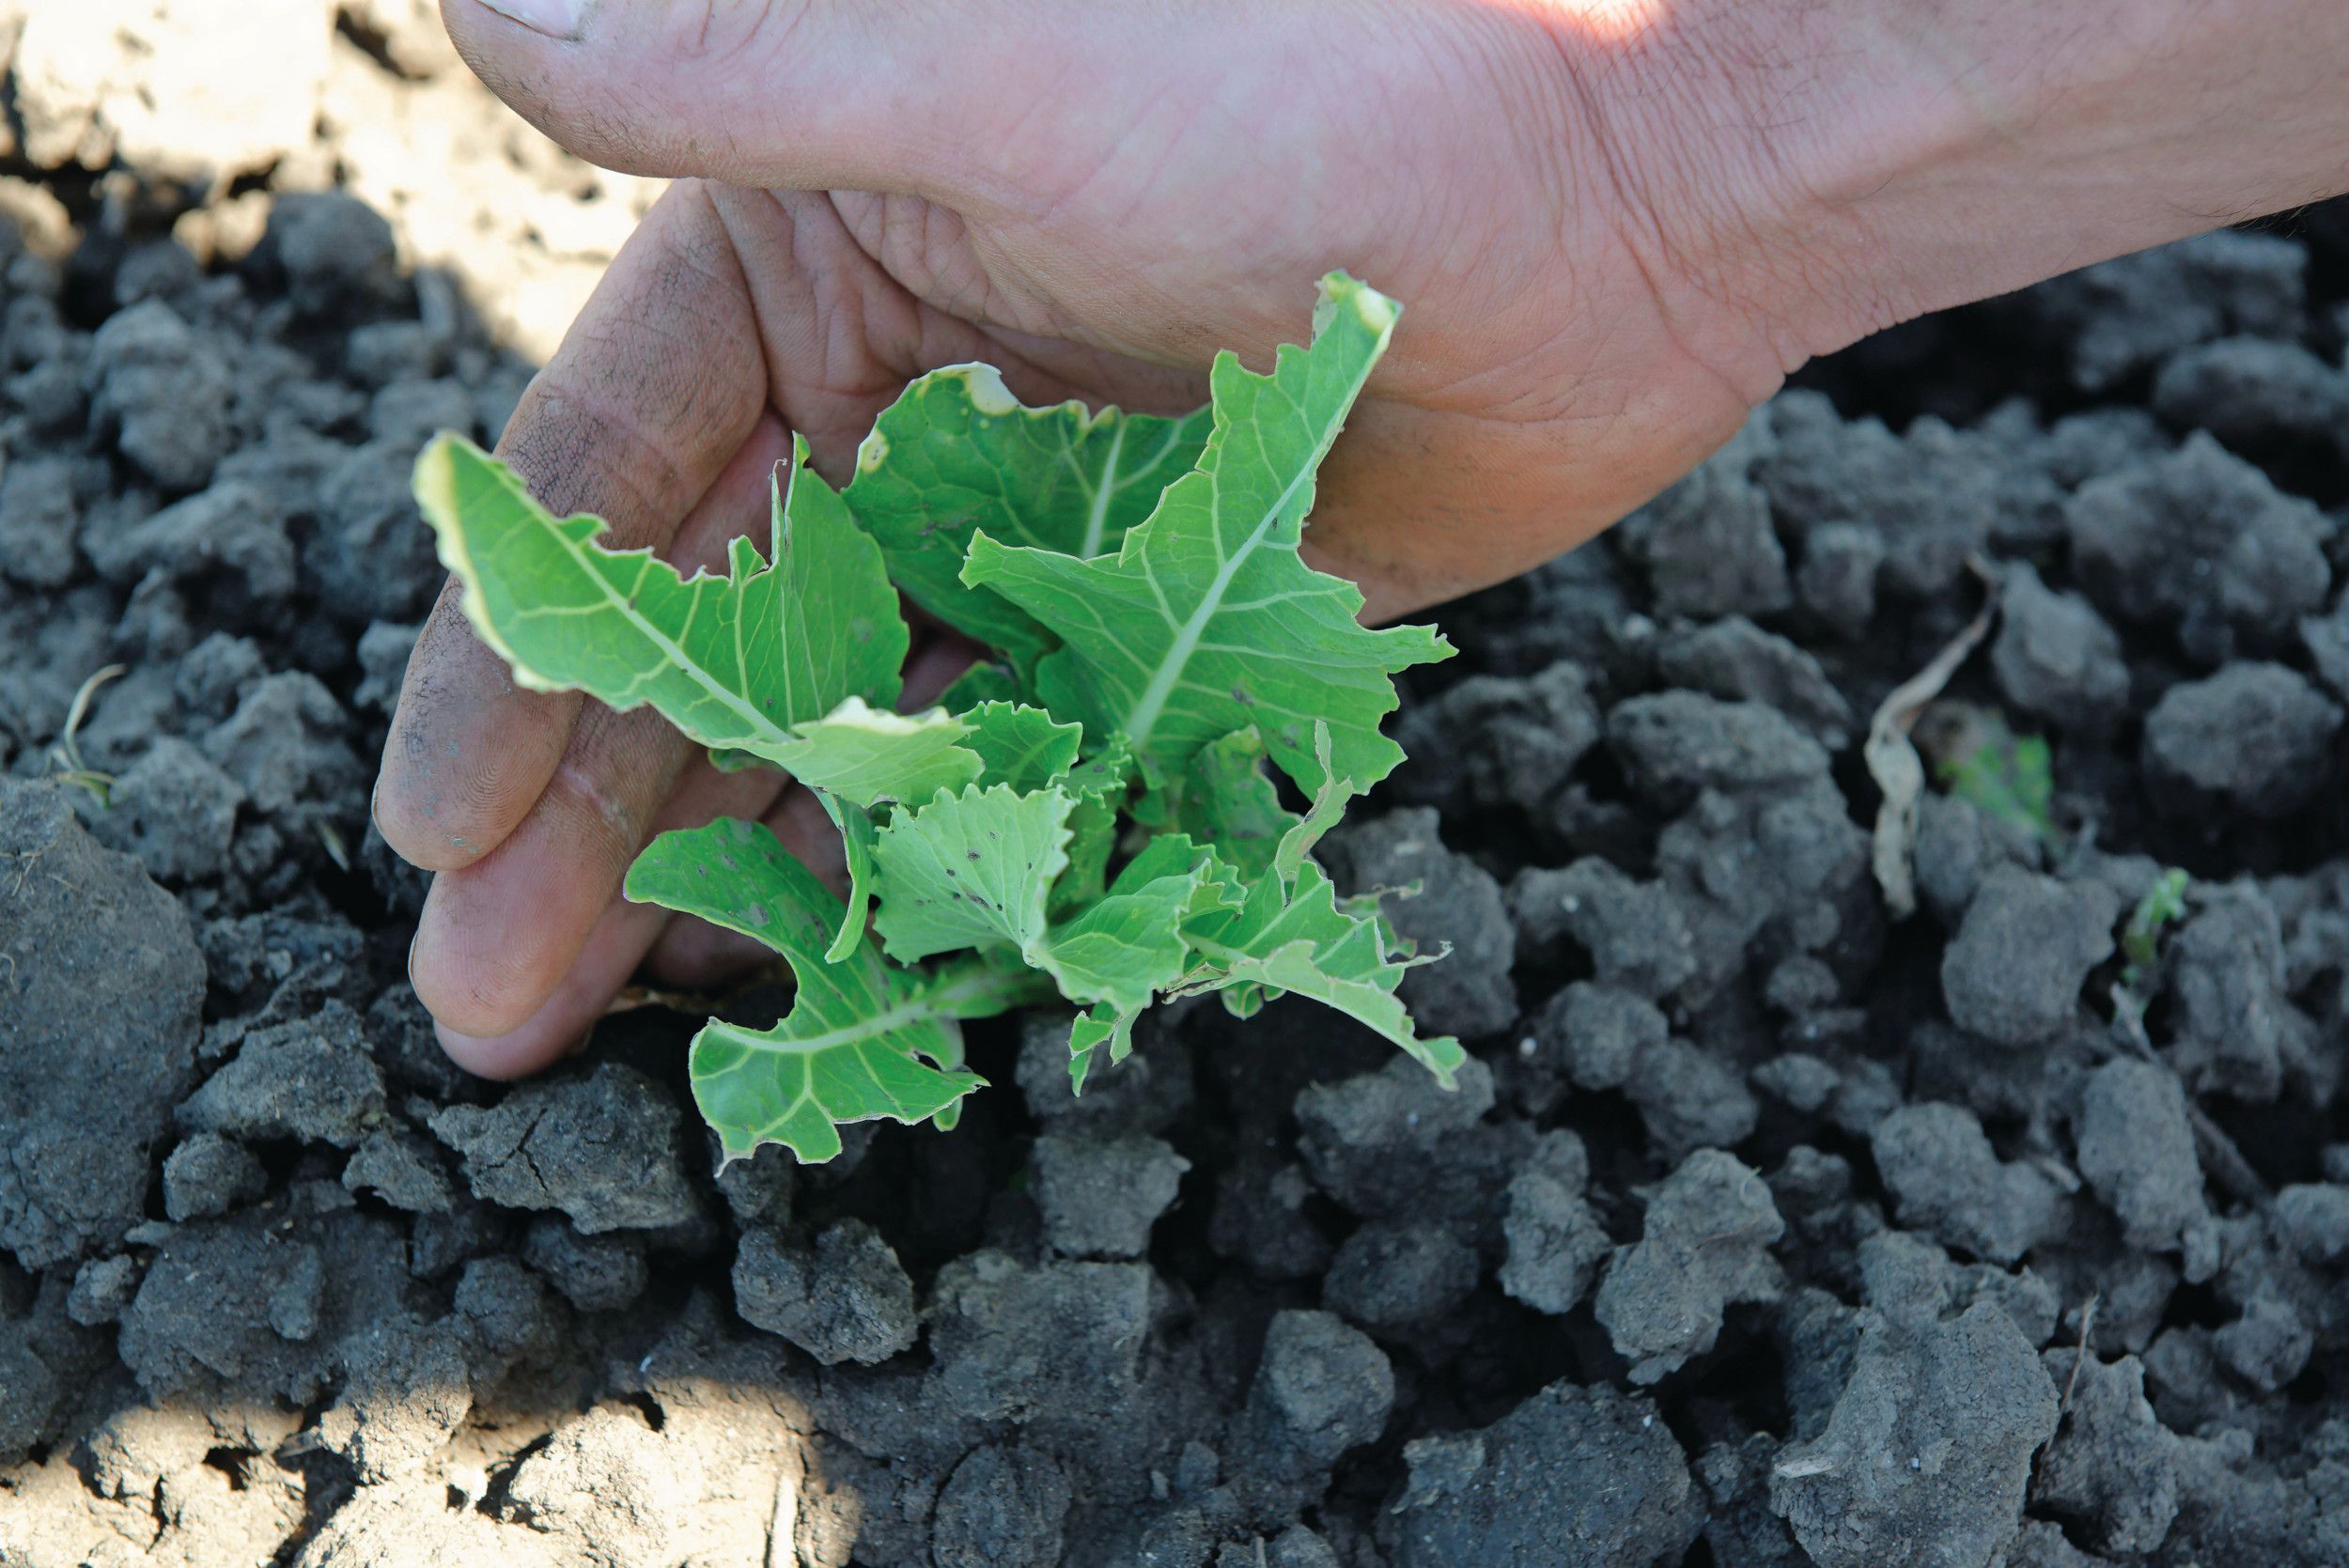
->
[1121,450,1319,749]
[1078,418,1126,557]
[533,485,789,749]
[703,998,937,1056]
[704,964,1002,1056]
[1117,353,1376,753]
[1184,933,1251,967]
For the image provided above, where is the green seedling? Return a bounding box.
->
[48,663,125,806]
[2112,865,2191,1032]
[2120,867,2191,977]
[1923,704,2060,846]
[414,274,1459,1165]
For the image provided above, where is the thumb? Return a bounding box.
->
[440,0,1023,194]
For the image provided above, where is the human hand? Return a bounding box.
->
[379,0,2349,1079]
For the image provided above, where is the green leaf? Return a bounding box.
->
[869,783,1075,963]
[961,274,1452,796]
[847,365,1211,666]
[1181,860,1463,1086]
[768,698,982,807]
[962,702,1084,791]
[1271,723,1356,884]
[924,948,1063,1019]
[1190,932,1462,1083]
[940,660,1021,712]
[2121,867,2191,972]
[1171,723,1356,884]
[867,781,1214,1069]
[1927,708,2059,846]
[1060,835,1239,1087]
[1050,734,1136,920]
[818,790,881,963]
[1049,840,1216,1025]
[415,433,906,768]
[621,817,985,1164]
[1175,728,1296,881]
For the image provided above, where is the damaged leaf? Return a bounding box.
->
[623,819,988,1165]
[415,435,905,769]
[962,275,1453,796]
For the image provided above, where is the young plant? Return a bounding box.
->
[48,662,125,805]
[1924,704,2061,847]
[2111,865,2190,1032]
[412,274,1459,1164]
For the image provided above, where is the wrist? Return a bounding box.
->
[1562,0,2349,370]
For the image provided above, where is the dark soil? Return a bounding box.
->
[7,61,2349,1568]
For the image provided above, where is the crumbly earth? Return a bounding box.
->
[6,10,2349,1566]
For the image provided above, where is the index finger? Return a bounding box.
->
[374,181,770,872]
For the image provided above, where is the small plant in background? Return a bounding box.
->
[1921,697,2195,989]
[46,663,125,806]
[1921,703,2061,848]
[1918,697,2194,1039]
[2119,867,2191,979]
[413,274,1458,1164]
[2112,865,2192,1030]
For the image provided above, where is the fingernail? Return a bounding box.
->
[472,0,584,40]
